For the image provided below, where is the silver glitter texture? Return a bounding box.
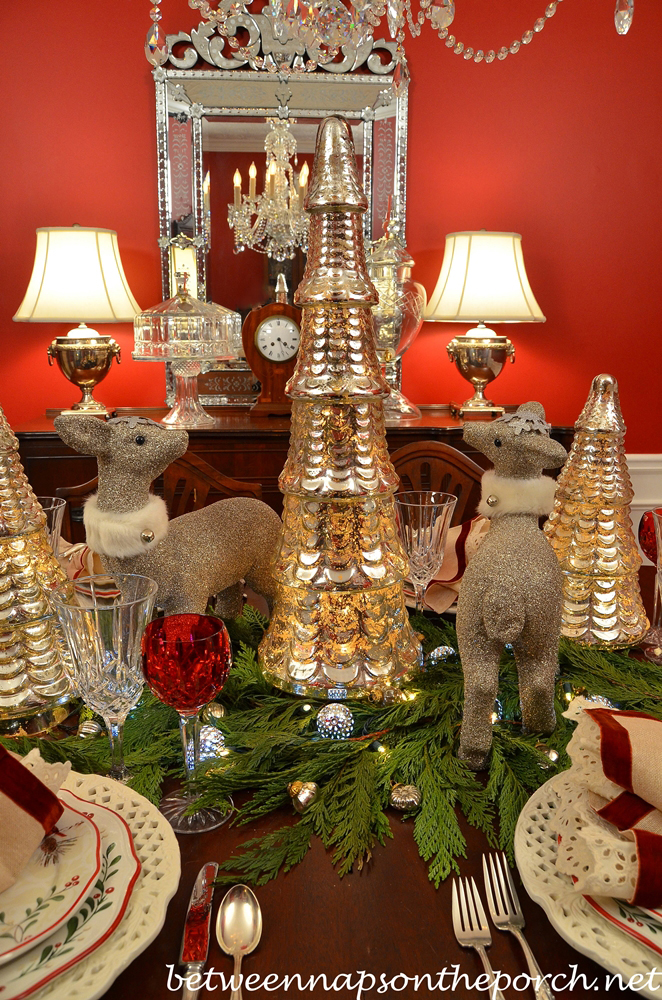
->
[316,702,354,739]
[456,402,568,771]
[54,415,282,618]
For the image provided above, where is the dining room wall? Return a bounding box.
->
[0,0,660,453]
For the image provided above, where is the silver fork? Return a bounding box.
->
[483,852,555,1000]
[452,877,507,1000]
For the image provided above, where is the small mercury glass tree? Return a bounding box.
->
[544,373,649,648]
[0,405,72,730]
[259,117,421,698]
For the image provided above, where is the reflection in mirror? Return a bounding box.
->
[154,16,408,405]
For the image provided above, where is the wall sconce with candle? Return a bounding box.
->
[425,230,545,418]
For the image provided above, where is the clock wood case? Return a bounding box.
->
[241,301,302,415]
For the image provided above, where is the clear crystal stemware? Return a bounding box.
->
[395,491,457,612]
[50,574,158,782]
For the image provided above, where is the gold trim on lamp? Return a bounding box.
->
[425,231,545,418]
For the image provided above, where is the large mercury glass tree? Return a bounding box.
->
[259,116,421,699]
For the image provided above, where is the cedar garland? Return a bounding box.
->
[3,605,656,887]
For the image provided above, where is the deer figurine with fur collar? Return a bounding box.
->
[54,415,282,617]
[456,402,568,770]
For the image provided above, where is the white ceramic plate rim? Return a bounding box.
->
[515,771,662,1000]
[30,770,181,1000]
[0,800,102,967]
[0,789,140,1000]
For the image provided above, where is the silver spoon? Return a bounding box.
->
[216,884,262,1000]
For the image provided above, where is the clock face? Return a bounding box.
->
[255,316,300,363]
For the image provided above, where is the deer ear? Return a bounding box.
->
[54,415,111,457]
[523,433,568,470]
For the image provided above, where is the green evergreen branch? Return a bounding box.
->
[5,606,651,889]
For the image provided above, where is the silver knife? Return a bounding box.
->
[179,862,219,1000]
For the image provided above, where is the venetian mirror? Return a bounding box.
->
[154,11,409,403]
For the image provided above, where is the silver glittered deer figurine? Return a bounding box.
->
[55,415,281,617]
[456,402,568,770]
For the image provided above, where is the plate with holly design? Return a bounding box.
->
[0,789,140,1000]
[0,799,101,967]
[585,897,662,958]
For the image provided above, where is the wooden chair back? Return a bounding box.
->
[390,440,484,526]
[55,451,262,545]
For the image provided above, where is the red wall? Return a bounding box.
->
[1,0,661,450]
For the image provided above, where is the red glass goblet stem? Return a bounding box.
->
[181,713,201,781]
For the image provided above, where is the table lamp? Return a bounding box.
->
[425,231,545,417]
[13,227,140,415]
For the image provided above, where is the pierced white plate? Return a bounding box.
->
[12,771,180,1000]
[515,772,662,999]
[0,800,101,967]
[0,790,140,999]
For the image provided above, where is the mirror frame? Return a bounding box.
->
[153,12,410,404]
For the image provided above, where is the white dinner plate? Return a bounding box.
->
[0,789,140,999]
[584,896,662,959]
[515,772,662,999]
[0,799,101,967]
[22,770,180,1000]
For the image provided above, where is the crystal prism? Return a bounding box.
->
[145,23,169,66]
[614,0,634,35]
[429,0,454,31]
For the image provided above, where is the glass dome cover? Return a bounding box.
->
[133,273,241,361]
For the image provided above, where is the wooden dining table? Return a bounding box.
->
[103,567,658,1000]
[105,801,644,1000]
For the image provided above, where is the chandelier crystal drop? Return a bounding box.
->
[614,0,634,35]
[227,120,309,262]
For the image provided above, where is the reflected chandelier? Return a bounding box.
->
[227,120,309,262]
[145,0,635,77]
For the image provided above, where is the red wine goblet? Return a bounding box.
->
[141,613,232,833]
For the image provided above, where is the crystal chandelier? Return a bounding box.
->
[227,120,309,262]
[147,0,635,79]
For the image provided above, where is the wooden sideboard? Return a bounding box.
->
[16,406,575,520]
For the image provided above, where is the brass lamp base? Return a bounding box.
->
[447,333,515,420]
[47,330,121,415]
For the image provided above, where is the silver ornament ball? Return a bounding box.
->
[389,783,422,810]
[316,703,354,740]
[202,702,227,724]
[288,780,318,813]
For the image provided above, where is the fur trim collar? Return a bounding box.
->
[84,494,169,558]
[477,470,557,519]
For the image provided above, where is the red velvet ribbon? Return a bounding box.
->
[586,708,662,907]
[0,745,63,832]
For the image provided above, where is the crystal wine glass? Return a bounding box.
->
[395,491,457,612]
[141,613,232,834]
[50,574,158,782]
[36,496,66,554]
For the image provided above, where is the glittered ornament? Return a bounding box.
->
[55,414,281,619]
[316,703,354,739]
[456,402,568,771]
[288,780,318,812]
[389,783,422,810]
[185,725,228,770]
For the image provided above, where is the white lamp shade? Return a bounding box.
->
[425,231,545,324]
[13,227,141,323]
